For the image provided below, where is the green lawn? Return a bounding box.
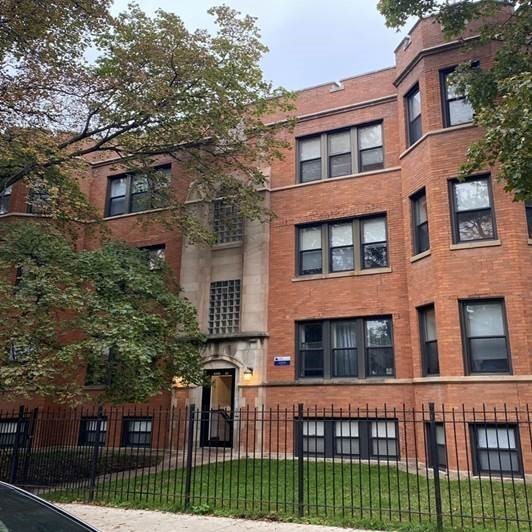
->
[45,458,531,531]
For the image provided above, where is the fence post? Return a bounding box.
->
[428,402,443,530]
[88,405,104,502]
[9,405,25,485]
[297,403,304,517]
[183,404,195,509]
[21,407,38,482]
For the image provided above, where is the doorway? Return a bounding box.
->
[200,368,235,447]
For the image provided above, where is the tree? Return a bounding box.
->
[0,1,293,228]
[378,0,531,200]
[0,222,205,404]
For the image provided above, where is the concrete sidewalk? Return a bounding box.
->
[59,504,374,532]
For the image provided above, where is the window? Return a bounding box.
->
[208,280,241,335]
[85,348,115,386]
[297,317,394,379]
[461,299,510,374]
[106,165,170,217]
[78,417,107,446]
[27,187,51,215]
[297,122,384,183]
[0,185,11,214]
[299,136,322,182]
[299,225,323,275]
[406,85,422,146]
[441,66,475,127]
[419,305,439,375]
[212,199,243,244]
[139,244,166,271]
[361,217,388,269]
[426,423,447,469]
[471,424,521,476]
[122,417,152,448]
[297,215,388,276]
[358,123,384,172]
[0,419,27,448]
[450,176,496,243]
[411,188,430,254]
[302,420,325,454]
[525,201,532,238]
[299,418,398,459]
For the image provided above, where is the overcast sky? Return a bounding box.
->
[111,0,410,91]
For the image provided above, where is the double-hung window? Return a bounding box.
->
[122,417,153,448]
[471,424,522,476]
[419,304,439,375]
[300,418,398,459]
[297,122,384,182]
[411,188,430,254]
[0,185,12,214]
[297,215,388,276]
[525,201,532,238]
[441,66,475,127]
[208,280,241,335]
[27,187,51,215]
[0,419,27,448]
[297,316,394,379]
[106,165,170,217]
[406,85,422,146]
[78,417,107,446]
[450,176,496,243]
[461,299,510,374]
[212,199,243,244]
[426,422,447,469]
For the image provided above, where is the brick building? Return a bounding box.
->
[1,9,531,474]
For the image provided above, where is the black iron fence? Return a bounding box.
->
[1,403,531,530]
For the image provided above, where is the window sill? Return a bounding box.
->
[295,377,400,385]
[212,241,243,251]
[410,249,431,263]
[84,385,106,390]
[292,267,392,282]
[103,207,170,221]
[450,239,501,250]
[528,238,532,245]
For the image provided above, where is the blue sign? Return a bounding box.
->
[274,356,291,366]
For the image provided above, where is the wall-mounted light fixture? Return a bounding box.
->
[243,367,253,381]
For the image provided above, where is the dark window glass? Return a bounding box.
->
[427,422,447,469]
[365,318,394,377]
[358,124,384,172]
[462,300,509,374]
[412,189,430,254]
[208,280,241,335]
[442,67,474,127]
[213,199,243,244]
[299,322,324,377]
[106,166,170,217]
[78,417,107,446]
[419,305,439,375]
[407,85,422,145]
[0,185,12,214]
[525,201,532,238]
[329,222,354,272]
[85,348,115,386]
[328,131,351,178]
[299,137,322,183]
[473,424,521,475]
[0,483,94,531]
[331,320,357,377]
[299,226,322,275]
[122,417,152,448]
[361,217,388,269]
[451,177,495,242]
